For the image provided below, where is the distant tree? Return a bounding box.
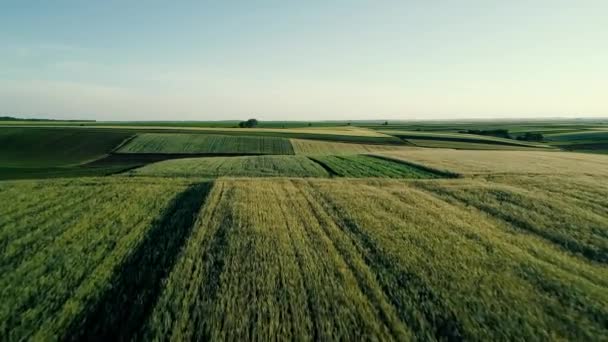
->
[308,122,312,127]
[347,122,352,126]
[383,121,388,125]
[238,118,259,128]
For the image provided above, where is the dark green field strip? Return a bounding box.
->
[0,127,134,167]
[385,132,543,147]
[0,178,200,341]
[0,165,139,181]
[545,131,608,142]
[308,155,445,178]
[131,155,330,178]
[118,133,295,155]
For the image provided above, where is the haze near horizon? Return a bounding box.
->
[1,1,606,121]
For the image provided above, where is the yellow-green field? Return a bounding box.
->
[1,123,608,340]
[377,149,608,176]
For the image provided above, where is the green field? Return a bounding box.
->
[0,177,210,340]
[0,127,133,167]
[291,138,410,155]
[118,133,295,155]
[310,155,446,178]
[131,155,329,178]
[147,177,601,340]
[1,122,608,340]
[0,127,137,180]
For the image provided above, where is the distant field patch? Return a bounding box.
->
[0,127,133,167]
[310,155,444,178]
[118,133,294,155]
[405,139,547,150]
[380,130,549,149]
[291,139,411,155]
[131,155,329,178]
[377,149,608,176]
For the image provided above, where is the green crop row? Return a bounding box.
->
[117,133,294,155]
[130,155,329,178]
[310,155,444,178]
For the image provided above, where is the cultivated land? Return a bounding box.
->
[291,139,411,155]
[310,155,445,178]
[377,149,608,176]
[131,155,329,178]
[1,120,608,340]
[118,133,294,155]
[0,127,136,180]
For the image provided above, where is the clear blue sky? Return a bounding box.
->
[1,1,606,121]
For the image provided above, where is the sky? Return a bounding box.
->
[1,1,607,121]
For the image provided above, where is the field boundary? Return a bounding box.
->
[306,157,338,177]
[367,154,461,178]
[64,182,214,340]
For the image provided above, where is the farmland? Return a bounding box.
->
[377,149,608,176]
[118,133,294,155]
[149,177,606,340]
[1,122,608,340]
[291,139,410,155]
[0,127,133,167]
[309,155,446,178]
[0,177,210,340]
[131,155,329,178]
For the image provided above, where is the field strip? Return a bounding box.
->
[0,178,207,340]
[304,180,465,340]
[117,133,295,155]
[304,178,608,339]
[305,156,338,176]
[141,179,410,340]
[67,182,214,340]
[410,180,608,264]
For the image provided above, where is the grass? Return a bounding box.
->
[0,127,133,167]
[118,133,294,155]
[0,177,207,340]
[310,155,445,178]
[291,139,411,155]
[139,178,608,340]
[376,149,608,176]
[130,155,330,178]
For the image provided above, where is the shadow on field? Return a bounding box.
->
[65,182,213,341]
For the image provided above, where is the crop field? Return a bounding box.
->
[309,155,445,178]
[140,178,607,340]
[1,123,608,340]
[0,127,133,167]
[377,149,608,176]
[379,130,549,148]
[404,139,548,150]
[291,139,411,155]
[118,133,294,155]
[131,155,330,178]
[0,177,211,340]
